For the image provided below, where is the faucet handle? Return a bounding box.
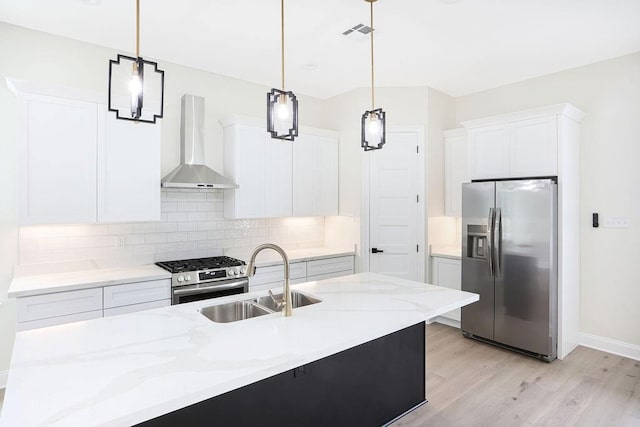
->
[268,290,285,309]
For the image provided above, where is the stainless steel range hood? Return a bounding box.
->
[161,95,238,189]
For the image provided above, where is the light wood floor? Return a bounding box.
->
[393,323,640,427]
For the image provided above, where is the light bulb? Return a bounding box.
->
[129,73,142,96]
[276,102,289,120]
[368,117,380,135]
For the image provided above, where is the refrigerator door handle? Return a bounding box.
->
[494,208,502,278]
[487,208,495,277]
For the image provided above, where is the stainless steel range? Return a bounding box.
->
[155,256,248,305]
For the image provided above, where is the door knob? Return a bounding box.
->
[371,248,384,253]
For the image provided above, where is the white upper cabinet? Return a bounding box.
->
[509,116,558,177]
[264,136,293,218]
[313,136,339,216]
[443,129,468,217]
[293,135,339,217]
[464,105,573,181]
[19,93,98,224]
[468,124,510,180]
[292,134,315,216]
[13,81,162,225]
[222,115,338,219]
[98,108,161,222]
[223,123,292,219]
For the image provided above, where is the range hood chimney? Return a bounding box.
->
[161,95,238,189]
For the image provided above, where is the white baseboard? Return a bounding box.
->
[580,333,640,362]
[0,370,7,389]
[432,316,460,329]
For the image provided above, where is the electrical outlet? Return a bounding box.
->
[116,236,126,248]
[603,217,630,229]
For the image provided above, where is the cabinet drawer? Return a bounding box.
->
[307,256,354,277]
[250,262,306,286]
[17,309,103,332]
[17,288,103,323]
[307,270,353,282]
[103,279,171,309]
[103,299,170,317]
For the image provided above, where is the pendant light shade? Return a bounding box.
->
[361,0,386,151]
[267,0,299,141]
[108,0,164,124]
[267,88,299,140]
[361,108,386,151]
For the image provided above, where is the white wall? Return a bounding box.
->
[0,22,330,376]
[456,52,640,348]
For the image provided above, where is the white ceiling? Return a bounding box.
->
[1,0,639,99]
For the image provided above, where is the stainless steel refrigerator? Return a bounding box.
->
[461,179,558,362]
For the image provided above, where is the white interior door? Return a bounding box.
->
[369,131,420,280]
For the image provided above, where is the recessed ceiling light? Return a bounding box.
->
[79,0,102,5]
[301,63,319,71]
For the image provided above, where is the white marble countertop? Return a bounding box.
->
[430,245,462,260]
[225,246,355,267]
[0,273,478,427]
[8,264,171,298]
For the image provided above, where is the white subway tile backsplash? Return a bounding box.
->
[133,223,156,234]
[178,202,198,212]
[167,212,189,222]
[156,222,178,233]
[108,224,134,235]
[187,212,207,222]
[145,233,167,244]
[177,222,198,232]
[167,232,189,243]
[161,202,178,213]
[18,189,325,266]
[187,231,208,241]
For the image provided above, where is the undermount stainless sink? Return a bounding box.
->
[253,291,321,312]
[199,291,322,323]
[199,301,272,323]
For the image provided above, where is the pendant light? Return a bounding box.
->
[361,0,385,151]
[267,0,299,141]
[108,0,165,124]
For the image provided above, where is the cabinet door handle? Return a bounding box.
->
[371,248,384,254]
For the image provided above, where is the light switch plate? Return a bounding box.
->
[603,217,630,228]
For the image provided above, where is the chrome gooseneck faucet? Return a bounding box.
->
[245,243,292,317]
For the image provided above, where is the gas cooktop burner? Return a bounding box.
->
[156,256,245,274]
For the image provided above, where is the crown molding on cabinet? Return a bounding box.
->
[6,78,103,104]
[461,103,586,129]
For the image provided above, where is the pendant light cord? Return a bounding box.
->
[281,0,286,91]
[135,0,140,58]
[370,0,375,110]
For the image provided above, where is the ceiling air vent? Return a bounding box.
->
[342,24,373,41]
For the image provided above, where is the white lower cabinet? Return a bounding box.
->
[17,288,103,324]
[103,299,170,317]
[249,255,355,292]
[431,256,462,322]
[16,279,172,330]
[249,262,307,292]
[17,310,103,332]
[102,279,171,317]
[307,256,354,278]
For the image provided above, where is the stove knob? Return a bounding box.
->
[240,266,247,275]
[185,275,192,282]
[228,269,236,277]
[177,275,184,283]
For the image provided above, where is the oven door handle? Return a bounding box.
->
[173,279,248,295]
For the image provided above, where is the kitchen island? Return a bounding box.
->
[0,273,478,426]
